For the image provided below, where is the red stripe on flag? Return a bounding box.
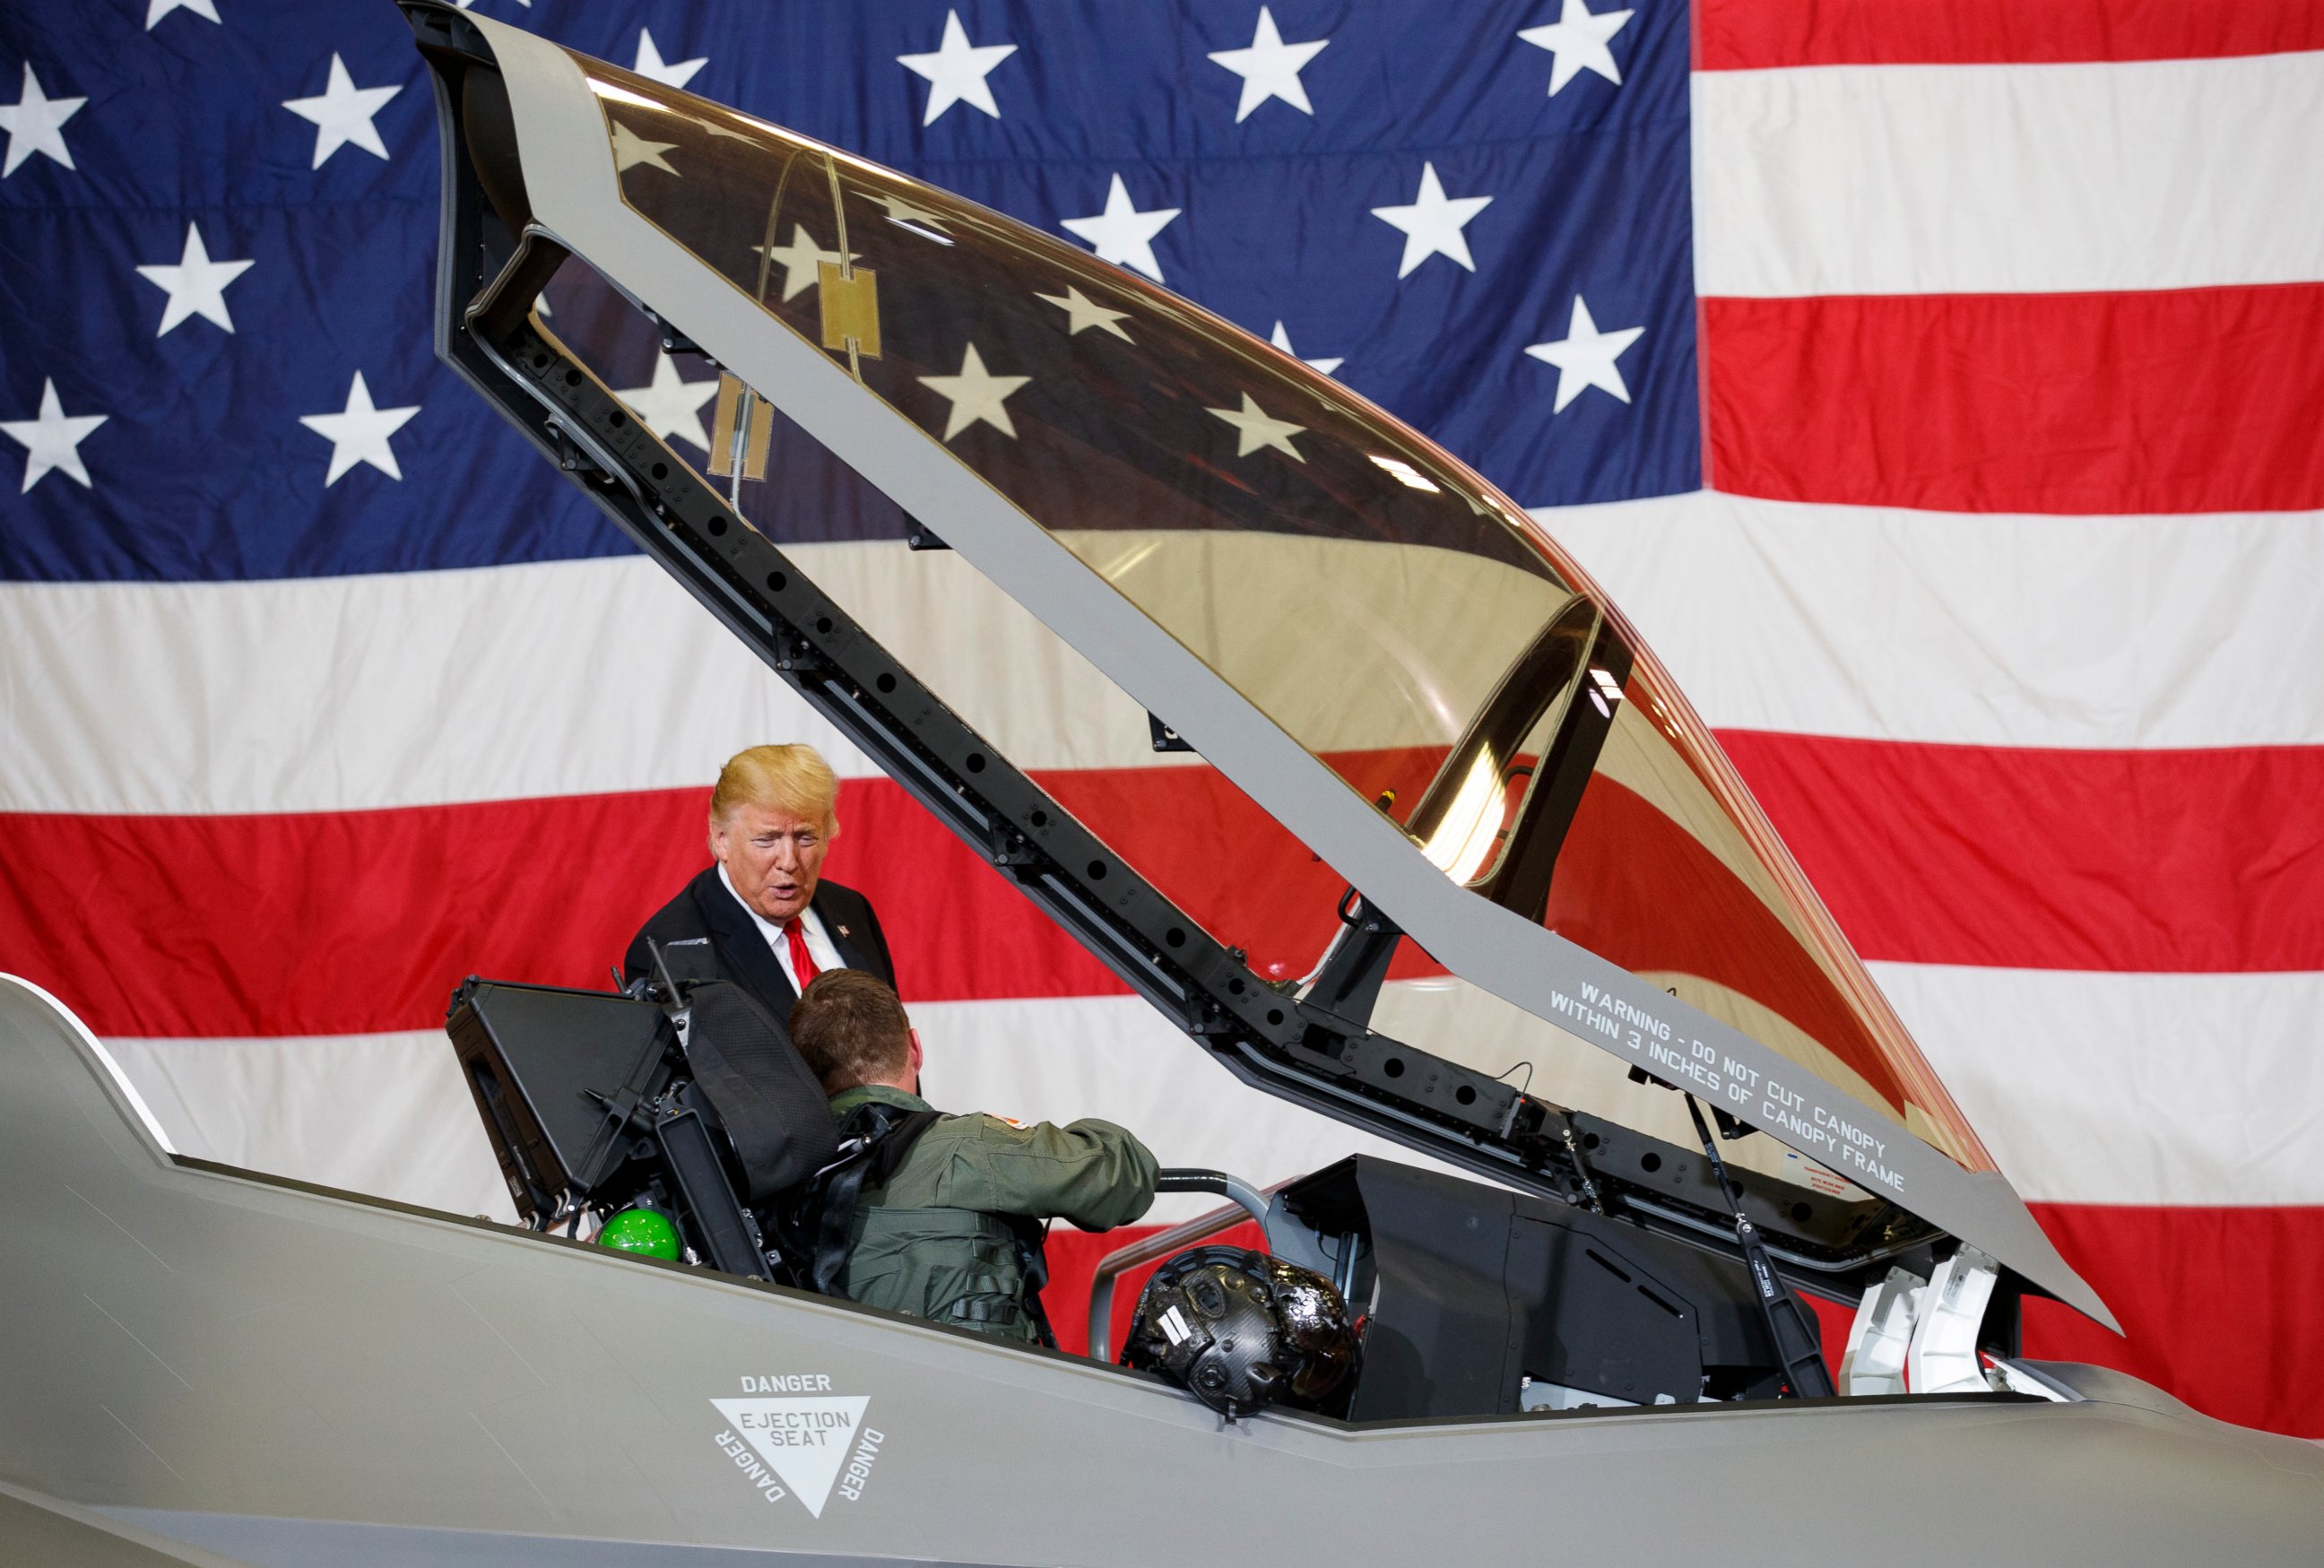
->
[6,737,2320,1035]
[0,763,1419,1037]
[1728,734,2324,973]
[2023,1202,2324,1438]
[1697,0,2324,69]
[1703,288,2324,515]
[0,784,1121,1038]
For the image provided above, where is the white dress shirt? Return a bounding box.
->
[718,863,848,994]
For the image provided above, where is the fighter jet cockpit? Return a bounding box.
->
[412,2,2109,1428]
[20,10,2324,1560]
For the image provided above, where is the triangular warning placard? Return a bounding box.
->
[709,1396,871,1517]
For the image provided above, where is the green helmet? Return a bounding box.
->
[598,1207,681,1260]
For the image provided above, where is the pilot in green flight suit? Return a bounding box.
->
[789,968,1158,1343]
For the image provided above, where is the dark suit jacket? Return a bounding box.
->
[623,866,897,1025]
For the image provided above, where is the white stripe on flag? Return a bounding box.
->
[12,505,2324,816]
[101,995,1458,1229]
[104,1029,517,1222]
[104,969,2324,1227]
[1548,492,2324,749]
[0,548,1175,815]
[1695,52,2324,297]
[1869,961,2324,1207]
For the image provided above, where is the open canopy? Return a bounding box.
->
[412,6,2110,1326]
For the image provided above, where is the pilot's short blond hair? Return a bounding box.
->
[710,743,840,836]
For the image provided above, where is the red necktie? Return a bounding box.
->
[783,915,821,990]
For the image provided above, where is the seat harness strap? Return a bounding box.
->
[809,1103,941,1297]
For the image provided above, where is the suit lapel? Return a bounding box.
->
[814,884,878,976]
[691,867,800,1012]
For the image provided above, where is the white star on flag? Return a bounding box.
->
[299,371,421,487]
[919,343,1029,442]
[0,64,86,178]
[611,123,680,175]
[1370,162,1493,279]
[1037,285,1133,342]
[871,193,951,232]
[1209,7,1330,123]
[1207,391,1306,462]
[617,353,720,453]
[282,53,403,169]
[1270,321,1342,377]
[898,11,1018,126]
[631,29,707,90]
[1061,175,1182,282]
[2,378,106,494]
[1517,0,1635,96]
[146,0,221,30]
[135,222,255,336]
[756,225,857,301]
[1523,295,1644,411]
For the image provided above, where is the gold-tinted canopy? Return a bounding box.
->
[575,55,1993,1183]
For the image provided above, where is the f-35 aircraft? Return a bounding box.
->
[4,5,2319,1563]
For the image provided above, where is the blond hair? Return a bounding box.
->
[710,743,841,836]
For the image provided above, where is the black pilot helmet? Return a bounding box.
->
[1123,1246,1359,1420]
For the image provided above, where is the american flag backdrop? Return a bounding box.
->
[3,0,2320,1437]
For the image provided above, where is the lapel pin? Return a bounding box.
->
[837,924,851,938]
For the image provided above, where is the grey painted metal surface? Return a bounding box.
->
[100,1510,973,1568]
[0,1483,256,1568]
[452,12,2104,1328]
[5,975,2320,1566]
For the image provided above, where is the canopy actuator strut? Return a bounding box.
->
[1300,889,1402,1032]
[1685,1096,1835,1399]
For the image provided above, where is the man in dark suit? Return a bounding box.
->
[624,744,896,1023]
